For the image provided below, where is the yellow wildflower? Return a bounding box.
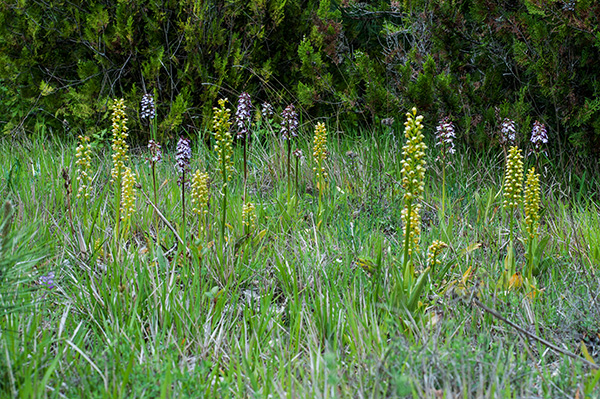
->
[503,146,524,213]
[75,135,93,199]
[213,99,233,181]
[313,122,328,184]
[400,107,427,255]
[524,167,541,239]
[110,98,129,183]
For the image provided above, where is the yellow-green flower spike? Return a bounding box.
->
[503,146,524,213]
[213,99,233,181]
[75,135,93,199]
[400,107,427,255]
[120,166,136,221]
[110,98,129,183]
[524,167,541,239]
[191,169,210,218]
[242,201,257,232]
[427,240,448,269]
[312,122,328,182]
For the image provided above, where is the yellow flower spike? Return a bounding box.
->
[524,167,541,240]
[212,99,233,181]
[75,135,93,199]
[110,98,129,183]
[401,107,427,256]
[191,170,210,218]
[120,166,136,221]
[313,122,328,184]
[427,240,448,269]
[503,146,524,213]
[242,201,257,232]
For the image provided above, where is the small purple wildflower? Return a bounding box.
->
[435,117,456,160]
[146,139,163,165]
[500,118,517,146]
[235,92,253,140]
[530,120,548,156]
[39,271,55,290]
[293,148,304,159]
[176,137,192,186]
[280,104,298,140]
[261,102,274,119]
[141,94,156,120]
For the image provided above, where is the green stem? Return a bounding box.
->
[402,199,413,271]
[287,139,291,202]
[152,163,160,246]
[181,170,186,249]
[114,173,122,257]
[221,154,228,245]
[295,156,299,198]
[441,164,446,219]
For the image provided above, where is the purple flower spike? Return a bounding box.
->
[280,104,298,140]
[530,120,548,156]
[141,94,156,120]
[435,117,456,157]
[146,139,163,165]
[500,118,517,146]
[176,137,192,186]
[235,92,253,140]
[261,102,274,119]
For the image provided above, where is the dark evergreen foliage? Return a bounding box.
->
[1,0,599,154]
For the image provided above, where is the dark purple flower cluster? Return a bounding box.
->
[146,139,162,165]
[176,137,192,186]
[435,117,456,160]
[530,120,548,156]
[280,104,298,140]
[235,92,253,140]
[500,118,516,146]
[141,94,156,120]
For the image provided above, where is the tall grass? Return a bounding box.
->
[0,110,599,398]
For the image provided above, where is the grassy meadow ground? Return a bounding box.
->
[1,113,600,398]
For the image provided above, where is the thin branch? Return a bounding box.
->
[472,298,599,370]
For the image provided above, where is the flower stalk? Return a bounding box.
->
[400,107,427,262]
[213,99,233,244]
